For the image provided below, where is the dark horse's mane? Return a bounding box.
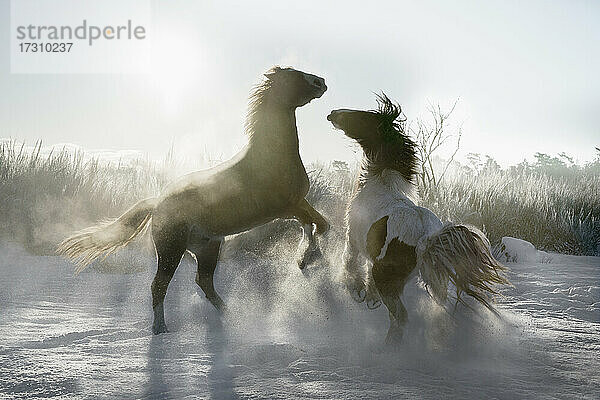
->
[360,93,418,184]
[244,68,277,141]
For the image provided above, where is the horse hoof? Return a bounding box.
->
[349,287,366,303]
[208,296,228,315]
[297,258,307,270]
[316,220,330,234]
[216,304,228,315]
[384,332,403,346]
[300,266,313,278]
[384,326,405,346]
[152,324,169,335]
[298,248,322,269]
[367,298,382,309]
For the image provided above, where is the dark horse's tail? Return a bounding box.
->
[417,224,510,314]
[57,197,159,274]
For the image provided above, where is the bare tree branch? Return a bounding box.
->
[410,99,461,199]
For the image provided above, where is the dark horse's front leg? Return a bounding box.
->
[291,198,330,270]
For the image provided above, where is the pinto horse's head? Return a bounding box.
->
[264,66,327,107]
[327,93,405,143]
[328,93,418,180]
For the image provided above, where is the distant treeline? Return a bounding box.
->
[460,149,600,179]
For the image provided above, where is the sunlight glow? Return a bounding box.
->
[148,27,206,116]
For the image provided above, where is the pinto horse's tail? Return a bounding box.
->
[416,224,510,314]
[57,197,159,274]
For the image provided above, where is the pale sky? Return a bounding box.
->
[1,0,598,167]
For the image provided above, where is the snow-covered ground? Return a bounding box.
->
[0,240,598,399]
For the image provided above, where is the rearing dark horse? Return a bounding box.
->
[58,67,330,334]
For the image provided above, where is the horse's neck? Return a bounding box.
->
[246,100,301,162]
[360,167,417,202]
[238,99,309,199]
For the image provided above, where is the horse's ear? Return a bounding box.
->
[264,66,282,81]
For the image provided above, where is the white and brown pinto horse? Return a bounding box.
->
[59,67,330,334]
[328,94,509,344]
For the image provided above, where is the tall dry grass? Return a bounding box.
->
[423,169,600,256]
[0,141,165,252]
[0,140,598,257]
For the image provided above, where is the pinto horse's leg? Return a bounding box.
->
[343,241,369,303]
[151,222,188,335]
[292,199,329,269]
[189,237,226,313]
[372,261,410,345]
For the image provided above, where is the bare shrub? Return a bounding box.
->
[410,100,462,200]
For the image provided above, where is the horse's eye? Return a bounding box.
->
[313,79,322,87]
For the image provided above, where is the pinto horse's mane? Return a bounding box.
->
[360,93,418,184]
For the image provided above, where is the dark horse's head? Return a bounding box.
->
[327,93,418,181]
[263,66,327,107]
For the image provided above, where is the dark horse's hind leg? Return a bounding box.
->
[189,237,226,313]
[151,222,187,335]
